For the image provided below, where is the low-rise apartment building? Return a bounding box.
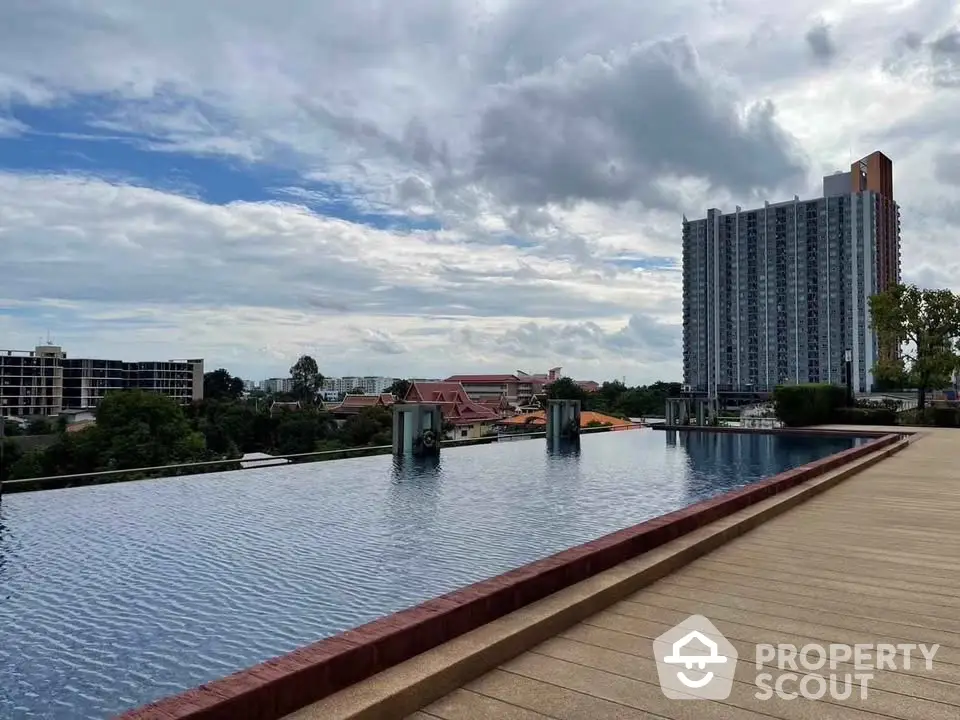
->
[1,345,204,417]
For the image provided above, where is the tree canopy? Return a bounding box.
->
[290,355,323,404]
[869,284,960,409]
[203,368,245,402]
[385,379,411,399]
[546,378,680,417]
[545,377,589,402]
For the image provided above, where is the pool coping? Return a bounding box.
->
[649,425,900,435]
[117,429,903,720]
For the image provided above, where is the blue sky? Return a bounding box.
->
[0,1,957,382]
[2,99,443,232]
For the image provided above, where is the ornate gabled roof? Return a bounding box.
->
[404,381,500,425]
[330,393,396,415]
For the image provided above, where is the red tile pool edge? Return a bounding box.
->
[117,431,901,720]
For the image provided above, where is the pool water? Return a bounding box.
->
[0,429,863,719]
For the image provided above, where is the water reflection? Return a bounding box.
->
[546,438,581,458]
[0,510,7,577]
[546,434,581,456]
[672,430,862,504]
[386,454,443,529]
[390,453,442,482]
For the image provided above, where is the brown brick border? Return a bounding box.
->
[650,425,902,436]
[118,431,900,720]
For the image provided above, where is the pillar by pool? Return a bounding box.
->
[546,399,581,448]
[392,404,442,458]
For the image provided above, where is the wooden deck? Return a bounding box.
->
[410,428,960,720]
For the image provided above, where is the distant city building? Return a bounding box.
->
[444,374,536,406]
[262,377,293,394]
[681,150,901,397]
[242,380,259,393]
[321,376,397,396]
[445,368,600,408]
[0,345,204,417]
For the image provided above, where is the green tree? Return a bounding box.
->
[27,418,52,435]
[92,390,208,470]
[8,449,42,480]
[348,387,365,395]
[1,439,24,482]
[274,409,337,455]
[595,381,627,409]
[545,377,588,402]
[869,284,960,411]
[203,368,245,402]
[290,355,323,404]
[340,406,392,447]
[385,379,411,399]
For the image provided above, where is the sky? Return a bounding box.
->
[1,1,959,385]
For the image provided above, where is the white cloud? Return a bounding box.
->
[0,115,27,137]
[1,0,960,383]
[0,173,679,381]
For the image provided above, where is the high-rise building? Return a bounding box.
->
[681,151,901,397]
[1,345,204,417]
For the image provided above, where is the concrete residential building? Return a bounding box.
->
[681,151,901,397]
[262,377,293,394]
[0,345,66,417]
[323,376,398,396]
[1,345,204,417]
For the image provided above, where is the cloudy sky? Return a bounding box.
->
[1,0,959,384]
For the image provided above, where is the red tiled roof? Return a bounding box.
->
[404,381,500,425]
[339,394,380,408]
[331,393,396,415]
[444,374,520,384]
[479,397,509,408]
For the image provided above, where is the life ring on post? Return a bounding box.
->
[421,429,437,449]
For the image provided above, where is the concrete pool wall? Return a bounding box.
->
[118,428,905,720]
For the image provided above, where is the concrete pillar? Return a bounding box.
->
[392,404,442,458]
[547,399,581,446]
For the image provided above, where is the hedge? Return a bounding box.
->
[831,407,898,426]
[930,407,960,428]
[773,384,847,427]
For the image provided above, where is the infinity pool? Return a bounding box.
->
[0,429,863,719]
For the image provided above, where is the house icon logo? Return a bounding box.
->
[652,615,738,699]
